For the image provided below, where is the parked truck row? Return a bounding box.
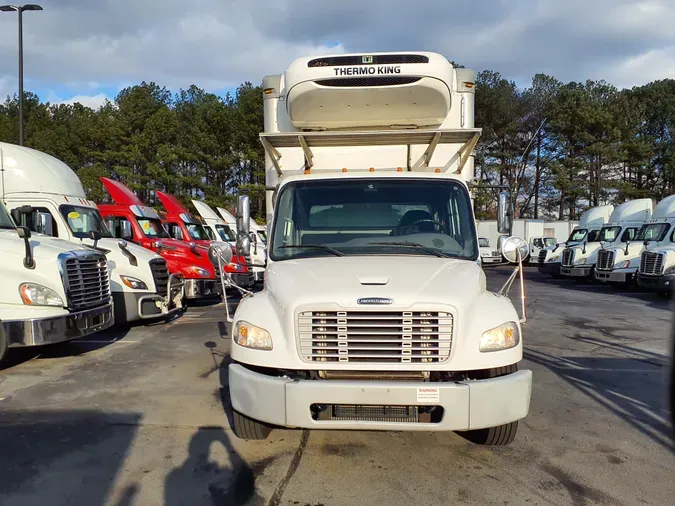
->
[0,141,267,362]
[537,196,675,296]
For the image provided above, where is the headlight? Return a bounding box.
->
[19,283,63,307]
[233,320,273,350]
[120,275,148,290]
[665,265,675,274]
[479,321,520,352]
[576,258,587,265]
[187,266,210,277]
[619,260,631,269]
[548,255,559,262]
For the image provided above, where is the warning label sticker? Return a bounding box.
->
[416,386,440,403]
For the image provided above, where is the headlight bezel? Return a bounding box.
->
[233,320,273,351]
[187,266,211,277]
[479,321,520,352]
[19,283,64,307]
[119,275,149,290]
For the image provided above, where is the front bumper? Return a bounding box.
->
[637,273,675,292]
[538,262,561,276]
[481,256,502,264]
[4,302,114,348]
[184,278,222,299]
[594,269,635,283]
[560,265,593,277]
[232,272,256,288]
[229,364,532,431]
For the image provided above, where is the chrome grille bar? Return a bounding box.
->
[639,251,664,275]
[298,310,453,363]
[561,248,575,267]
[59,252,111,310]
[596,249,615,271]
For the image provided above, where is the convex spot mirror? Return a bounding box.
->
[502,236,529,264]
[209,242,233,267]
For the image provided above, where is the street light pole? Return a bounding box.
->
[0,4,43,146]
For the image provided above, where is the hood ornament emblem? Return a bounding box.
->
[357,297,393,305]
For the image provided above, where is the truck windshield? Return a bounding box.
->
[544,238,557,247]
[186,223,211,241]
[478,238,490,247]
[567,229,587,242]
[270,178,478,261]
[0,202,15,229]
[257,230,267,244]
[637,223,670,242]
[598,226,621,242]
[138,218,170,238]
[216,224,235,242]
[60,205,113,239]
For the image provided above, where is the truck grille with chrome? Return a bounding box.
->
[298,310,453,363]
[596,249,615,271]
[561,248,575,267]
[639,251,664,275]
[61,252,110,310]
[149,258,169,296]
[538,250,547,265]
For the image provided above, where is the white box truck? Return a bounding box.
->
[0,199,114,362]
[226,52,532,445]
[0,142,184,323]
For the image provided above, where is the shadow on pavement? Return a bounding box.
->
[525,348,673,451]
[0,410,142,506]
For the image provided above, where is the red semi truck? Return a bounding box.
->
[155,191,255,288]
[98,177,221,300]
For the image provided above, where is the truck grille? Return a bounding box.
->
[298,310,453,363]
[561,248,575,267]
[538,250,548,265]
[60,252,110,310]
[149,258,169,297]
[596,249,615,271]
[639,251,664,275]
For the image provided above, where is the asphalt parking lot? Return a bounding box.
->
[1,266,673,506]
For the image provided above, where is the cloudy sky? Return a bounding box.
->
[0,0,673,109]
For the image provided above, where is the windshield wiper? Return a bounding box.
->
[367,241,451,258]
[278,244,345,257]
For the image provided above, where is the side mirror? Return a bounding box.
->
[582,240,588,254]
[625,239,630,255]
[502,236,529,264]
[236,195,251,257]
[17,226,35,269]
[498,236,529,323]
[249,230,258,255]
[497,191,511,235]
[36,212,54,236]
[89,230,101,249]
[120,220,133,240]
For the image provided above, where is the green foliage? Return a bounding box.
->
[1,71,674,222]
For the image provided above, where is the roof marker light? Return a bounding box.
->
[304,169,311,174]
[435,168,441,173]
[369,167,375,172]
[396,167,403,172]
[342,168,347,172]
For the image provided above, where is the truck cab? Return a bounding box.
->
[227,51,532,445]
[193,199,263,284]
[529,237,556,264]
[637,195,675,294]
[97,178,220,300]
[593,199,653,285]
[478,237,501,264]
[540,205,613,278]
[562,202,649,280]
[0,142,183,323]
[0,199,113,362]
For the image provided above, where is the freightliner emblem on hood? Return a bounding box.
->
[357,297,393,305]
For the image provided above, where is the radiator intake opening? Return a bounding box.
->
[311,404,443,423]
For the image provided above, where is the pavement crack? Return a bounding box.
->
[266,430,310,506]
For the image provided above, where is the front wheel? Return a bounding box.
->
[232,410,273,440]
[460,421,519,446]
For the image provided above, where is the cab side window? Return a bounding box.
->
[620,228,637,243]
[104,216,134,240]
[167,223,184,240]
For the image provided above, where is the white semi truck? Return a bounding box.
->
[0,142,183,323]
[593,199,654,284]
[636,195,675,295]
[539,205,613,278]
[225,51,532,445]
[561,201,649,280]
[0,199,114,362]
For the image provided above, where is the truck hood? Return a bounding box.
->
[266,256,486,311]
[567,242,603,263]
[0,228,89,260]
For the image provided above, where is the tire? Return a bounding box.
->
[0,326,8,363]
[461,421,519,446]
[459,364,520,446]
[232,410,272,440]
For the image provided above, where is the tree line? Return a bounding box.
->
[1,68,674,221]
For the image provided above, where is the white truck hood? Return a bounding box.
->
[266,256,486,310]
[0,228,89,259]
